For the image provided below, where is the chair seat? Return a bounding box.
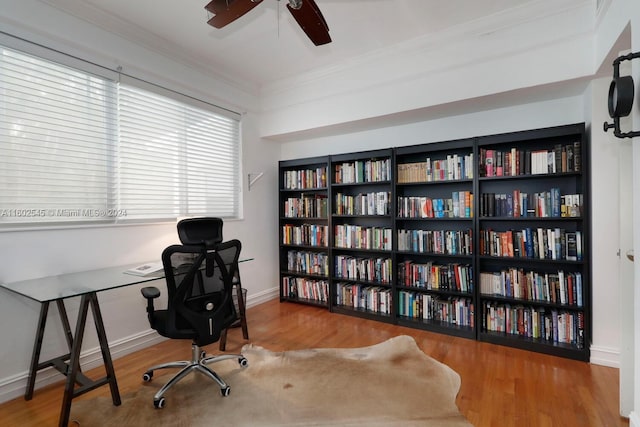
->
[148,310,199,341]
[150,308,239,346]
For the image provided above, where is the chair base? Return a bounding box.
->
[142,342,248,408]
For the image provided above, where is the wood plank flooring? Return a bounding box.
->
[0,298,628,426]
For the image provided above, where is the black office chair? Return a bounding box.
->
[176,217,249,351]
[140,239,248,409]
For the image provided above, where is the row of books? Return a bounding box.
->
[397,229,473,255]
[397,153,474,183]
[397,292,474,327]
[283,195,328,219]
[397,261,473,293]
[335,282,392,315]
[479,142,581,177]
[334,158,391,184]
[397,191,473,218]
[334,255,392,284]
[286,250,329,277]
[334,191,390,216]
[479,189,582,218]
[281,277,329,303]
[479,228,582,261]
[482,303,585,348]
[334,224,392,251]
[281,223,328,247]
[480,269,583,306]
[283,167,327,190]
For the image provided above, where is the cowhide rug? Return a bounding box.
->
[70,335,471,426]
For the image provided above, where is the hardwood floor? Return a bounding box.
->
[0,298,628,426]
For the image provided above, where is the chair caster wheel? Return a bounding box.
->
[154,397,165,409]
[221,386,231,397]
[142,372,153,382]
[239,357,249,368]
[200,350,207,360]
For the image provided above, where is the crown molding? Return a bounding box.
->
[38,0,260,96]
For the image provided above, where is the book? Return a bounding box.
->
[125,261,164,276]
[485,150,494,176]
[573,141,581,172]
[565,232,577,261]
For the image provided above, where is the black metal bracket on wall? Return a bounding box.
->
[603,51,640,139]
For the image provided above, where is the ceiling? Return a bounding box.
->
[41,0,549,93]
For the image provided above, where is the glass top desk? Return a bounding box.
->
[0,257,251,427]
[0,263,165,427]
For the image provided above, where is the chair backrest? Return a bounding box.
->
[161,239,241,346]
[177,217,223,247]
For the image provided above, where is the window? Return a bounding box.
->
[0,45,241,228]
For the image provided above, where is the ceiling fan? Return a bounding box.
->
[205,0,331,46]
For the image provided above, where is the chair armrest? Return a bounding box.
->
[141,286,161,299]
[141,286,161,322]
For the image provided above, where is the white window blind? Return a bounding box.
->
[117,84,240,220]
[0,44,241,227]
[0,46,117,225]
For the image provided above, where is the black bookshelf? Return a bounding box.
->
[329,149,394,321]
[394,138,476,339]
[476,123,589,361]
[277,123,590,361]
[279,156,331,308]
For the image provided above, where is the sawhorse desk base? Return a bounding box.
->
[25,293,120,427]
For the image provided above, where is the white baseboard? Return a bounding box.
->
[0,287,279,404]
[0,329,165,404]
[246,286,279,306]
[589,345,620,368]
[630,411,640,427]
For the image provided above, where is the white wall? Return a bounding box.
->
[0,0,280,402]
[280,96,585,159]
[589,76,625,367]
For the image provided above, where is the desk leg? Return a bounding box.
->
[89,293,121,405]
[58,293,121,427]
[26,300,77,401]
[56,299,74,350]
[59,294,89,427]
[25,302,49,400]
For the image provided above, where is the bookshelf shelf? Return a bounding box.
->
[332,305,394,322]
[479,217,583,221]
[280,187,328,192]
[478,172,581,181]
[332,181,392,187]
[278,123,589,361]
[480,293,584,309]
[281,296,329,307]
[479,330,585,360]
[397,316,475,337]
[397,251,473,260]
[397,217,474,222]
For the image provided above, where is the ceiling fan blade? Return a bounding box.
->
[205,0,264,29]
[286,0,332,46]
